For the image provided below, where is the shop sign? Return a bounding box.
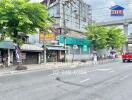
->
[39,32,55,42]
[45,33,55,40]
[58,35,91,46]
[73,45,78,49]
[39,32,45,41]
[14,43,21,62]
[111,5,124,16]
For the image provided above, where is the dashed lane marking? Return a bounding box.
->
[80,78,90,83]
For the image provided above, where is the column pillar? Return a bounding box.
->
[38,53,41,64]
[7,49,11,66]
[123,23,129,53]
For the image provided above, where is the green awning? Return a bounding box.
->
[58,35,91,46]
[0,41,15,49]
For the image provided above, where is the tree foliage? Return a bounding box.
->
[0,0,53,45]
[106,26,128,49]
[85,24,108,50]
[85,24,128,50]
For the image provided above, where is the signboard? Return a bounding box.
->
[73,45,78,49]
[14,43,21,61]
[83,45,87,52]
[111,5,124,16]
[39,32,45,41]
[58,35,91,46]
[45,33,55,40]
[39,32,55,42]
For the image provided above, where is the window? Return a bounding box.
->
[50,0,56,4]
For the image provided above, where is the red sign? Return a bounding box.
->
[111,10,123,15]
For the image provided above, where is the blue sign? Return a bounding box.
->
[111,5,124,16]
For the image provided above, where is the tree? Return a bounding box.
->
[0,0,53,45]
[0,0,54,69]
[85,24,128,51]
[106,26,128,49]
[85,24,108,50]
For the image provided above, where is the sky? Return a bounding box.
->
[31,0,132,34]
[83,0,132,34]
[83,0,132,22]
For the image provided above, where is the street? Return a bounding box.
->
[0,61,132,100]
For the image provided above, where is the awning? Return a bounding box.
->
[21,44,43,52]
[47,46,65,51]
[0,41,15,49]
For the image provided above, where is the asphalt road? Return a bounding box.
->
[0,61,132,100]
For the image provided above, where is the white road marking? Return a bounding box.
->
[97,68,112,71]
[120,74,132,80]
[109,70,115,73]
[48,73,59,76]
[80,78,90,83]
[80,72,87,75]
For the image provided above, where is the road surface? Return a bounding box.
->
[0,61,132,100]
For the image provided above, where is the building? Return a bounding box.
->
[41,0,92,61]
[0,34,43,66]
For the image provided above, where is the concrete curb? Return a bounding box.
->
[0,59,120,76]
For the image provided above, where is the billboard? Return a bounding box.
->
[111,5,124,16]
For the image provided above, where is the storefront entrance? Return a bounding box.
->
[47,50,58,62]
[22,52,39,64]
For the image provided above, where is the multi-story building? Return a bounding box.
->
[41,0,92,61]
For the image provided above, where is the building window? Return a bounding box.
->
[50,0,56,4]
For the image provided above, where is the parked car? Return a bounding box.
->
[122,52,132,62]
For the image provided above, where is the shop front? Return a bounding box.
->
[46,46,65,62]
[0,41,14,67]
[18,44,43,65]
[58,35,92,61]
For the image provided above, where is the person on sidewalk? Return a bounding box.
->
[93,51,98,64]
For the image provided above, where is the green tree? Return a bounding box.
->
[106,26,128,49]
[85,24,128,51]
[0,0,53,45]
[85,24,108,50]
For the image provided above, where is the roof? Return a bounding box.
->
[0,41,15,49]
[111,5,124,10]
[21,44,43,52]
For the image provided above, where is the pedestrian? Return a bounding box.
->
[93,51,98,64]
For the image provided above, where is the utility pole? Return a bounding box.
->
[39,31,47,64]
[44,32,47,64]
[62,1,67,62]
[62,0,74,62]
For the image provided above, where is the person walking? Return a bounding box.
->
[93,51,98,64]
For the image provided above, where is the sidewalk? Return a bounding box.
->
[0,58,121,76]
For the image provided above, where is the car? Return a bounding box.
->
[122,52,132,62]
